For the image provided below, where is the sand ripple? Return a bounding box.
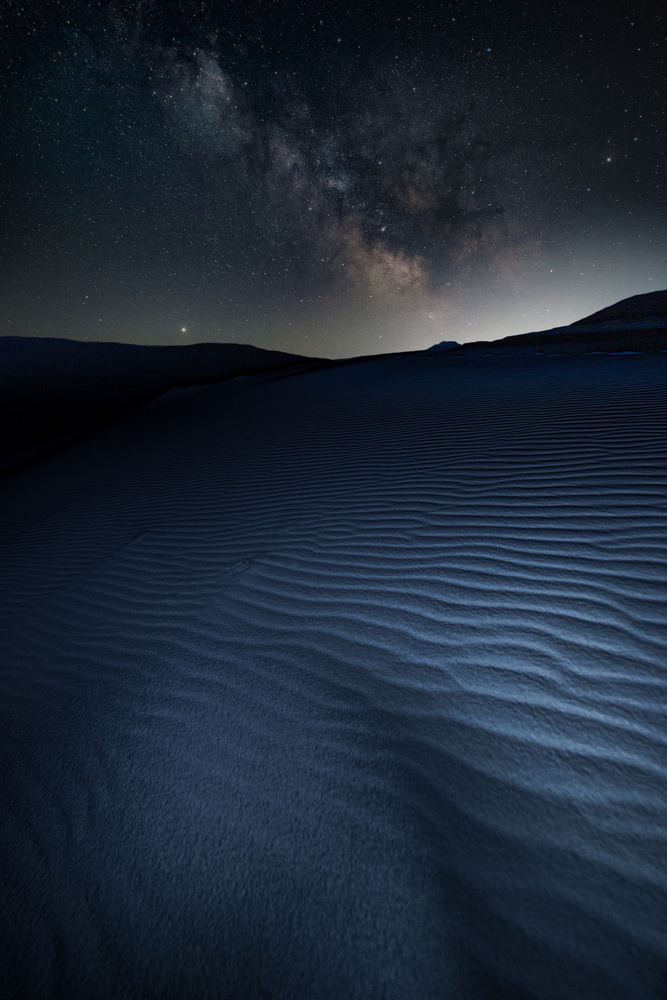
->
[1,352,666,998]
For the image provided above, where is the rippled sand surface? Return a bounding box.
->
[1,351,666,998]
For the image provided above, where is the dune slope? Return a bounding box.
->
[1,348,666,998]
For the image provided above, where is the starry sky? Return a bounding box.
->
[1,0,665,357]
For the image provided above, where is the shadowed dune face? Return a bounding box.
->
[0,338,320,476]
[1,350,667,998]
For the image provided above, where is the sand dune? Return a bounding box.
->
[1,311,667,997]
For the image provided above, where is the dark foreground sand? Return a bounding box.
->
[1,339,666,998]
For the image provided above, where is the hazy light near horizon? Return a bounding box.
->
[4,249,662,359]
[1,1,664,357]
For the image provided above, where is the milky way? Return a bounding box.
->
[1,1,665,354]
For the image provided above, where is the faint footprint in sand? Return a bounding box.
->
[219,557,255,579]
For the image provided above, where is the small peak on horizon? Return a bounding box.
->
[425,340,460,353]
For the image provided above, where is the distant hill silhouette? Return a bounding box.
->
[455,288,667,357]
[576,289,667,325]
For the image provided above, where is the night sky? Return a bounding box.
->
[1,1,665,357]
